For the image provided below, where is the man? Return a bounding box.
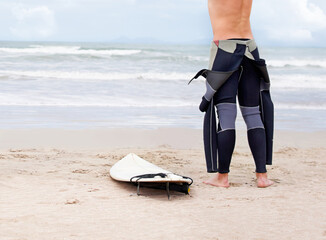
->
[190,0,274,188]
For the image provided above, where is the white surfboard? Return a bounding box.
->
[110,153,192,184]
[110,153,192,197]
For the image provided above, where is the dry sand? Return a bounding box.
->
[1,128,326,240]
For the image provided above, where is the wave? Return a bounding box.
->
[270,74,326,89]
[0,70,193,81]
[1,70,326,89]
[0,95,196,107]
[276,103,326,110]
[0,89,324,110]
[0,46,208,62]
[268,59,326,68]
[0,45,141,56]
[0,97,324,110]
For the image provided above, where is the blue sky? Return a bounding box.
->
[0,0,325,46]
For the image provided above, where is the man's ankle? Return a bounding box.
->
[218,172,229,181]
[256,172,268,179]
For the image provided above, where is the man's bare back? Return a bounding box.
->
[208,0,254,40]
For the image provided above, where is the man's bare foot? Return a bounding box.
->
[256,172,274,188]
[203,173,230,187]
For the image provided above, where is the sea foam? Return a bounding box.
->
[0,45,141,56]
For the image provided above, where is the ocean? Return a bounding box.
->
[0,41,325,131]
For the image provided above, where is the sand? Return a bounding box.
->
[1,128,326,240]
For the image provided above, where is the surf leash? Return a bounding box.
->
[130,173,168,183]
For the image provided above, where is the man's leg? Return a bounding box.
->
[203,71,239,187]
[203,41,245,187]
[238,56,273,187]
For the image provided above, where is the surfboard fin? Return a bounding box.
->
[166,182,170,199]
[137,182,141,196]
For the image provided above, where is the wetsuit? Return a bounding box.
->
[190,39,273,173]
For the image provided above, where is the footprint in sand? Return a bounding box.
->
[65,199,80,204]
[229,182,242,187]
[72,169,90,174]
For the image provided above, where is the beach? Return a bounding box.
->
[1,42,326,239]
[1,128,326,240]
[1,0,326,237]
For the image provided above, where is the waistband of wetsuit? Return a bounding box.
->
[212,38,257,52]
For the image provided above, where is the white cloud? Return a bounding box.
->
[252,0,326,45]
[10,5,56,39]
[0,0,324,45]
[291,0,326,30]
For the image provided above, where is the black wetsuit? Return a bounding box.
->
[190,39,274,173]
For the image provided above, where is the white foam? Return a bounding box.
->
[0,70,193,81]
[271,74,326,89]
[268,59,326,68]
[2,70,325,90]
[0,90,324,110]
[0,45,141,56]
[276,103,326,110]
[1,98,324,111]
[0,93,197,107]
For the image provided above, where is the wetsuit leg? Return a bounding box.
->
[204,43,246,173]
[238,56,267,173]
[212,71,239,173]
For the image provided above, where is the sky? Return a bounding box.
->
[0,0,326,46]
